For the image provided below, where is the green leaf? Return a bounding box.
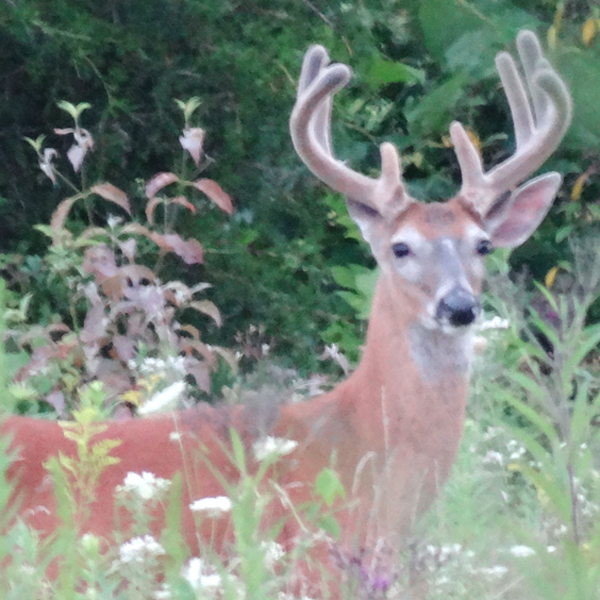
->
[56,100,90,122]
[229,428,247,475]
[23,135,46,154]
[405,74,468,137]
[314,468,345,507]
[318,514,340,539]
[366,58,425,89]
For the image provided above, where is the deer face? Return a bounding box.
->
[347,174,562,334]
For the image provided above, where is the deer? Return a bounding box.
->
[1,30,571,595]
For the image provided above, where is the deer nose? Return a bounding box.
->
[436,288,480,327]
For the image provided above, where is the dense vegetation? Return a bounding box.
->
[0,1,599,598]
[1,0,600,373]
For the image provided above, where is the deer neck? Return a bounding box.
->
[337,275,472,466]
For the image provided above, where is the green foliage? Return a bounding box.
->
[2,0,598,371]
[44,404,122,523]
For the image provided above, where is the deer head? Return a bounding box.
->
[290,31,572,333]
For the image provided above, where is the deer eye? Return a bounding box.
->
[392,242,411,258]
[476,240,494,256]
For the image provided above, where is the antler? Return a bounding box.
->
[290,46,411,220]
[451,30,572,215]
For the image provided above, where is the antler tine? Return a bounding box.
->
[451,30,572,215]
[291,48,409,217]
[298,45,333,155]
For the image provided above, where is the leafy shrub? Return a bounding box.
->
[2,99,236,416]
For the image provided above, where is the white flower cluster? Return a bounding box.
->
[479,316,510,331]
[189,495,232,517]
[135,356,187,378]
[182,557,222,592]
[119,535,165,564]
[139,381,186,415]
[261,540,285,570]
[155,557,225,599]
[116,471,171,501]
[252,436,298,461]
[508,545,536,558]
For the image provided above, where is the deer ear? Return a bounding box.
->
[485,173,561,249]
[347,198,385,245]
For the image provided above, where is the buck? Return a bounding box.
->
[1,30,570,591]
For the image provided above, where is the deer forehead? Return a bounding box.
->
[391,215,486,251]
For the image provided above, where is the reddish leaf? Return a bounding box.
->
[118,264,157,286]
[80,303,108,345]
[162,234,204,265]
[145,197,164,225]
[194,179,234,214]
[113,335,136,361]
[184,357,211,392]
[188,300,221,326]
[180,339,217,368]
[83,245,118,282]
[121,223,172,252]
[91,183,131,215]
[177,324,201,340]
[146,172,179,198]
[170,195,196,215]
[46,389,66,415]
[51,196,80,232]
[118,238,137,263]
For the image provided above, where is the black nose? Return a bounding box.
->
[437,288,479,327]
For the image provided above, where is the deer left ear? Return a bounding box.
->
[484,172,562,249]
[346,198,386,246]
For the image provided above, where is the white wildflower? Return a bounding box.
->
[547,545,557,553]
[119,535,165,564]
[479,316,510,331]
[509,545,535,558]
[478,565,508,578]
[261,540,285,569]
[154,587,172,600]
[117,471,171,501]
[189,495,232,516]
[138,381,186,415]
[169,431,182,442]
[182,557,222,591]
[39,148,58,183]
[179,127,205,167]
[482,450,504,466]
[106,214,123,229]
[253,436,298,461]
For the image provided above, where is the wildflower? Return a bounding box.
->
[253,436,298,461]
[547,546,557,553]
[39,147,58,183]
[478,565,508,578]
[116,471,171,501]
[509,545,535,558]
[482,450,504,466]
[179,127,205,167]
[119,535,165,564]
[138,381,186,415]
[54,126,94,172]
[106,214,123,229]
[169,431,182,442]
[261,540,285,569]
[182,557,222,591]
[479,316,510,331]
[154,588,172,600]
[189,495,232,516]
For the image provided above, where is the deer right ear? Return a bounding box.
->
[484,172,562,249]
[347,199,385,244]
